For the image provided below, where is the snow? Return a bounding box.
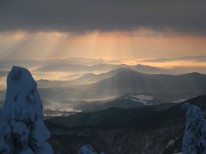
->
[130,98,139,102]
[129,94,153,105]
[1,66,42,123]
[20,148,34,154]
[32,119,51,148]
[78,144,105,154]
[35,143,53,154]
[11,120,30,145]
[78,144,97,154]
[174,98,187,103]
[131,94,153,101]
[182,102,206,154]
[0,66,53,154]
[166,139,175,148]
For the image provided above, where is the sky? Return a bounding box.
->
[0,0,206,68]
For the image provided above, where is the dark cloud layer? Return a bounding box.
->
[0,0,205,34]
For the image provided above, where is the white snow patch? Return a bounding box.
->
[174,98,187,103]
[129,94,153,105]
[166,139,175,148]
[78,144,97,154]
[130,98,139,102]
[20,148,34,154]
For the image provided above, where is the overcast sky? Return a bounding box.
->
[0,0,206,68]
[0,0,206,34]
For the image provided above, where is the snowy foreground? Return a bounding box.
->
[78,144,105,154]
[0,66,53,154]
[182,103,206,154]
[0,66,105,154]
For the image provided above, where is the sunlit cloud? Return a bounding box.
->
[0,29,206,68]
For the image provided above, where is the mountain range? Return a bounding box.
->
[45,95,206,154]
[89,69,206,98]
[35,68,206,113]
[36,63,165,74]
[1,59,206,113]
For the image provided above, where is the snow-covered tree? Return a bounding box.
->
[182,102,206,154]
[78,144,105,154]
[0,66,53,154]
[78,144,98,154]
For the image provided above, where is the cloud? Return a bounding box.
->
[140,58,171,63]
[141,56,206,63]
[0,0,205,34]
[0,71,8,78]
[170,66,206,74]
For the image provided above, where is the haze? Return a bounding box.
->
[0,0,206,115]
[0,1,206,68]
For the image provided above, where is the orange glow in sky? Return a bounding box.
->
[0,29,206,68]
